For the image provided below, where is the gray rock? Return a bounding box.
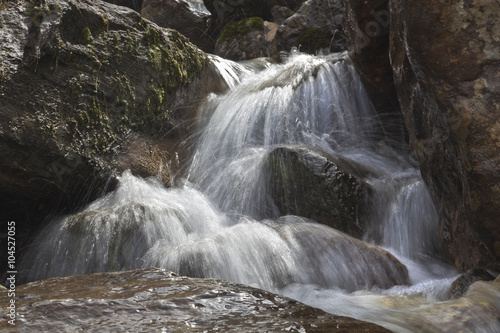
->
[141,0,214,52]
[275,0,346,55]
[267,146,373,238]
[0,0,227,274]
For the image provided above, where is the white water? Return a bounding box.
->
[21,52,500,332]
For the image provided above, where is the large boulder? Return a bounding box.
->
[0,267,390,332]
[141,0,214,53]
[0,0,231,279]
[388,0,500,271]
[267,146,373,238]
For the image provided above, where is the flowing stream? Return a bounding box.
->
[20,52,500,332]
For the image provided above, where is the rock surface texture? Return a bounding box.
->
[0,0,232,272]
[342,0,500,271]
[275,0,346,56]
[141,0,213,52]
[389,0,500,271]
[0,267,391,332]
[268,146,372,238]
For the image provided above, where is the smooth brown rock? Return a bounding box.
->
[0,267,390,332]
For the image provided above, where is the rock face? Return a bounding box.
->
[141,0,213,53]
[275,0,346,55]
[268,146,372,238]
[0,267,390,332]
[214,17,278,61]
[341,0,403,140]
[342,0,500,271]
[0,0,232,277]
[388,0,500,271]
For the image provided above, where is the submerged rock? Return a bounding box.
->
[449,268,497,299]
[268,146,372,238]
[0,267,390,332]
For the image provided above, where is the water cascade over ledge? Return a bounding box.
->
[19,52,500,332]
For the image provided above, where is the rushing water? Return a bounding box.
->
[20,52,500,332]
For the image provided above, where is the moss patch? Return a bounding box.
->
[295,28,334,54]
[219,17,265,43]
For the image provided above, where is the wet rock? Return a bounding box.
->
[0,0,231,281]
[267,146,373,238]
[341,0,405,144]
[449,268,496,299]
[275,0,346,56]
[0,267,390,332]
[214,17,278,61]
[404,278,500,332]
[141,0,214,53]
[388,0,500,271]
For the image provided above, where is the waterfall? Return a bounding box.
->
[20,51,498,332]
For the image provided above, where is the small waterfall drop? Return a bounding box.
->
[20,51,499,332]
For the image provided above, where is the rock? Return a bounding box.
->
[341,0,405,145]
[275,0,346,56]
[403,278,500,332]
[0,0,229,282]
[267,146,373,238]
[141,0,214,53]
[214,17,278,61]
[449,268,496,299]
[204,0,306,26]
[102,0,144,11]
[0,267,391,332]
[388,0,500,271]
[271,5,295,25]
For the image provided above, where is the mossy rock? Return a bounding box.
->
[0,0,214,281]
[295,28,334,54]
[218,17,265,43]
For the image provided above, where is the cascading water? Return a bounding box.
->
[19,52,500,332]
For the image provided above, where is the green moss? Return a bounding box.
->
[295,28,334,54]
[219,17,265,43]
[82,27,94,45]
[26,4,51,27]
